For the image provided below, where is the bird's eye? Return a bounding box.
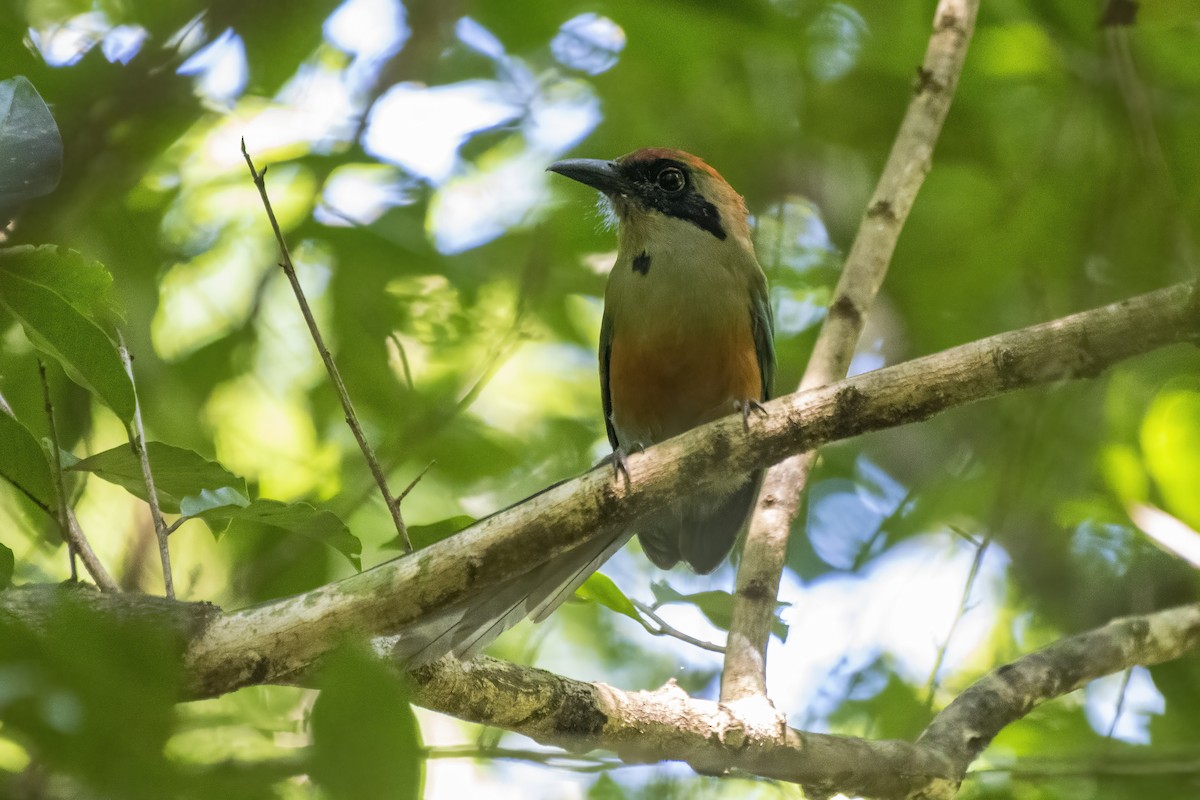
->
[656,167,686,193]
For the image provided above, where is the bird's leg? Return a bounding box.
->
[736,398,769,432]
[604,442,645,485]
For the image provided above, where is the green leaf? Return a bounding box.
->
[310,645,423,800]
[392,514,476,550]
[0,76,62,216]
[0,542,13,588]
[0,271,135,423]
[70,442,247,515]
[0,246,125,329]
[576,572,640,621]
[178,486,251,517]
[651,582,789,643]
[200,499,361,570]
[0,409,55,511]
[0,594,183,798]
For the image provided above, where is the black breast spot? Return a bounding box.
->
[632,252,651,275]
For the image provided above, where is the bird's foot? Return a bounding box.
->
[607,443,645,485]
[737,398,769,432]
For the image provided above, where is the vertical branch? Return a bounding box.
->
[721,0,981,704]
[36,361,119,592]
[119,335,174,598]
[241,141,413,553]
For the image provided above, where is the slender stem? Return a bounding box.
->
[721,0,981,704]
[1105,667,1134,740]
[924,534,990,707]
[35,361,119,592]
[119,334,174,598]
[396,460,435,504]
[240,140,412,553]
[631,599,726,654]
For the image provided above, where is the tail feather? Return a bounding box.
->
[395,529,633,667]
[394,474,761,666]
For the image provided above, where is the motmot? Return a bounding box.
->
[550,148,775,572]
[399,148,773,665]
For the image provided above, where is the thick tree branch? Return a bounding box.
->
[406,655,958,800]
[723,0,980,703]
[181,281,1199,698]
[4,589,1198,799]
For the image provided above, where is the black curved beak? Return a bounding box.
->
[547,158,627,195]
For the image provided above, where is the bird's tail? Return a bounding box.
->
[394,527,635,667]
[638,471,761,574]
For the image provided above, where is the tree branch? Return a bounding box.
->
[723,0,981,703]
[918,603,1200,782]
[5,590,1198,798]
[181,281,1199,698]
[406,655,958,800]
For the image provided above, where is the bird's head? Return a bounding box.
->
[548,148,751,247]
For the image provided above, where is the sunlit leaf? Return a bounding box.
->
[70,442,246,515]
[0,542,13,588]
[1141,381,1200,530]
[576,571,639,621]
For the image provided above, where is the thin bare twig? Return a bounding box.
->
[924,534,991,707]
[1105,667,1134,740]
[39,359,75,579]
[119,334,174,598]
[35,361,119,592]
[721,0,981,704]
[240,139,412,553]
[397,460,435,505]
[631,599,726,654]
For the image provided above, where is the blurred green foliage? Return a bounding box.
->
[1,0,1200,797]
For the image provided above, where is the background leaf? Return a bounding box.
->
[0,75,62,217]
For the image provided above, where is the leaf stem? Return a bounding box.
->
[36,360,119,592]
[118,334,174,598]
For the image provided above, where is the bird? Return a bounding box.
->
[397,148,773,666]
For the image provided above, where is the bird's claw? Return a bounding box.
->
[609,443,644,485]
[738,398,769,431]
